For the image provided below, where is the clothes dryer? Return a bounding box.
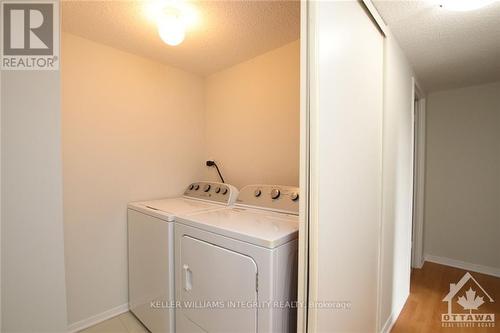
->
[174,184,299,333]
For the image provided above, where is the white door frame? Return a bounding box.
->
[296,0,310,331]
[410,78,426,269]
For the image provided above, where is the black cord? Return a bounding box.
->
[214,164,225,183]
[206,160,225,183]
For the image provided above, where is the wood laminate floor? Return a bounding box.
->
[392,262,500,332]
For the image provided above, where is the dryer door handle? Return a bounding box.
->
[183,264,192,292]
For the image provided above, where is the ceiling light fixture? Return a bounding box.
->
[157,10,185,46]
[436,0,498,11]
[145,0,198,46]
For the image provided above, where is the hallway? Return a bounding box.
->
[392,262,499,332]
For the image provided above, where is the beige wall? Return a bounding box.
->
[62,33,300,326]
[378,32,415,331]
[1,70,68,331]
[424,81,500,270]
[204,40,300,188]
[62,33,206,324]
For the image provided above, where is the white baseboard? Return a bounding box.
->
[380,295,407,333]
[411,257,424,269]
[380,312,396,333]
[424,254,500,278]
[67,303,129,333]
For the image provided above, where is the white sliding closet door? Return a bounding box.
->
[307,1,384,331]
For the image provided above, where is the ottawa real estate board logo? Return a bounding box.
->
[1,1,59,70]
[442,272,495,328]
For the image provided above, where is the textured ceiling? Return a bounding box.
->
[62,1,300,76]
[373,0,500,92]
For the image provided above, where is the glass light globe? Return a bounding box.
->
[157,15,185,46]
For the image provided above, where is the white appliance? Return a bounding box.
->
[128,181,238,333]
[174,184,299,333]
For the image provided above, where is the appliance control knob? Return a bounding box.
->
[203,184,211,192]
[290,192,299,201]
[194,184,200,190]
[188,184,194,190]
[254,189,262,197]
[271,188,281,199]
[222,188,228,195]
[215,186,221,193]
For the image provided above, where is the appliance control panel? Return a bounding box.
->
[183,181,239,205]
[236,184,299,215]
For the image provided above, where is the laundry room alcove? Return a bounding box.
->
[60,1,301,331]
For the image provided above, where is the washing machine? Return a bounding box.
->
[174,184,299,333]
[127,181,238,333]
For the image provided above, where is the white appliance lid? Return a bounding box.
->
[176,207,298,249]
[128,198,225,222]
